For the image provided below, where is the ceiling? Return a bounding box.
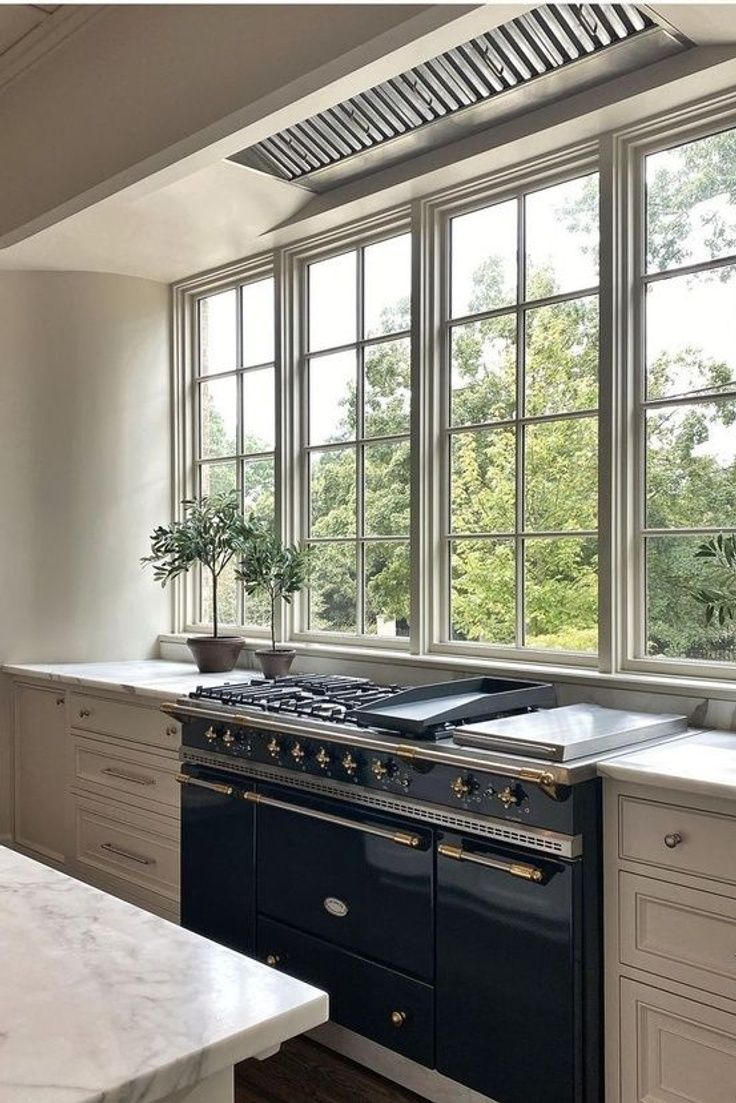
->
[1,3,736,283]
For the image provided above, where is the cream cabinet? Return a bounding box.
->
[605,780,736,1103]
[11,678,181,922]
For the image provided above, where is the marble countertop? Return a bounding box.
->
[0,847,327,1103]
[1,659,261,702]
[598,728,736,801]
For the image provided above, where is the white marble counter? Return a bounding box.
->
[598,728,736,801]
[1,660,261,702]
[0,847,327,1103]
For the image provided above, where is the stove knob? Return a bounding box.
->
[290,741,306,763]
[204,726,217,744]
[266,736,281,759]
[371,758,389,780]
[342,752,357,776]
[497,785,523,809]
[451,774,478,799]
[222,729,235,746]
[315,747,331,770]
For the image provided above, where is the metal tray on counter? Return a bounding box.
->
[349,677,555,736]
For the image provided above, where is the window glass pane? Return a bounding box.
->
[199,290,236,375]
[308,251,357,352]
[199,462,236,498]
[201,559,238,627]
[525,296,599,416]
[364,542,410,637]
[646,400,736,529]
[525,418,597,532]
[450,538,516,644]
[646,267,736,400]
[364,234,411,338]
[645,534,736,661]
[364,338,411,438]
[200,376,236,458]
[242,278,274,366]
[451,428,516,534]
[244,456,274,528]
[310,448,356,537]
[451,199,517,318]
[308,351,356,445]
[646,128,736,274]
[525,175,599,298]
[450,317,516,427]
[308,542,357,633]
[243,367,275,453]
[364,441,410,537]
[525,538,597,652]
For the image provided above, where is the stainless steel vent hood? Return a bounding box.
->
[229,4,688,193]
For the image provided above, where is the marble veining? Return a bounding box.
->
[0,661,260,702]
[0,848,327,1103]
[598,728,736,800]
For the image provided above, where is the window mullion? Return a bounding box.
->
[515,195,526,649]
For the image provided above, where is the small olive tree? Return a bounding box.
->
[237,528,311,652]
[143,491,254,637]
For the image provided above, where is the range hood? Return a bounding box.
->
[229,4,688,194]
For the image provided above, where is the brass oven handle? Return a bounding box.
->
[438,842,544,883]
[101,766,156,787]
[176,773,234,796]
[244,791,423,849]
[100,842,156,866]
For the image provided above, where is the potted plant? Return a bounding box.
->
[143,491,254,673]
[237,527,311,678]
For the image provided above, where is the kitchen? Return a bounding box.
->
[2,3,736,1103]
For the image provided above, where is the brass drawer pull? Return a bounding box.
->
[56,697,65,707]
[438,842,544,882]
[165,725,178,737]
[664,832,683,849]
[78,708,92,718]
[390,1010,407,1028]
[101,766,156,787]
[175,773,234,797]
[265,954,280,967]
[100,842,156,866]
[244,791,423,849]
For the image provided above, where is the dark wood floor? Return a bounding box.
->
[236,1037,426,1103]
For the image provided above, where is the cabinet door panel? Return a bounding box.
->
[14,684,67,862]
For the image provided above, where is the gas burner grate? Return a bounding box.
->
[190,674,407,725]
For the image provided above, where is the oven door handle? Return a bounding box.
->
[438,842,544,882]
[244,791,424,849]
[176,773,235,797]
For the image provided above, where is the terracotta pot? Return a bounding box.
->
[187,636,244,674]
[255,648,296,679]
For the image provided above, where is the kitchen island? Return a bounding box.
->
[0,847,328,1103]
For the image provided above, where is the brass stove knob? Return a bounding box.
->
[497,785,521,809]
[450,775,473,799]
[315,747,330,769]
[390,1010,407,1028]
[222,729,235,745]
[204,726,218,743]
[290,741,305,763]
[371,758,389,780]
[342,752,357,776]
[267,736,281,759]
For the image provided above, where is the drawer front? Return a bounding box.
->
[620,796,736,888]
[72,735,179,811]
[621,872,736,1001]
[73,795,179,901]
[620,978,736,1103]
[258,916,434,1067]
[256,783,434,980]
[69,692,180,749]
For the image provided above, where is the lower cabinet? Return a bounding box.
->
[13,683,67,863]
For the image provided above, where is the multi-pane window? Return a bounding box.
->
[302,233,412,638]
[196,276,276,627]
[641,126,736,663]
[445,174,600,654]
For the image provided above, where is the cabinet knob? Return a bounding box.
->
[165,725,178,737]
[664,832,683,849]
[390,1010,407,1028]
[55,697,65,707]
[265,954,280,967]
[78,708,91,718]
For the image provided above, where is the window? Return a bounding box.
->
[301,233,412,639]
[196,275,276,627]
[443,173,600,656]
[638,126,736,664]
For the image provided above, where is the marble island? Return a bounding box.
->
[0,847,328,1103]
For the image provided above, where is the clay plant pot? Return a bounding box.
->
[187,636,244,674]
[255,648,296,679]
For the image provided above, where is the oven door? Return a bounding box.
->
[179,764,256,954]
[436,831,584,1103]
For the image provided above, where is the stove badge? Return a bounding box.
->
[323,896,349,918]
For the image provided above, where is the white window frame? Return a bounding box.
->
[618,93,736,681]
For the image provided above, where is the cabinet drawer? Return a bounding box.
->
[69,692,180,749]
[72,735,179,812]
[620,795,736,888]
[73,795,179,902]
[620,978,736,1102]
[258,916,433,1067]
[620,872,736,1001]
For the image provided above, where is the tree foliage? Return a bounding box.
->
[236,529,311,651]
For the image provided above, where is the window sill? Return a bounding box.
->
[158,633,736,703]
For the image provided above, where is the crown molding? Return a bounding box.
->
[0,4,104,94]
